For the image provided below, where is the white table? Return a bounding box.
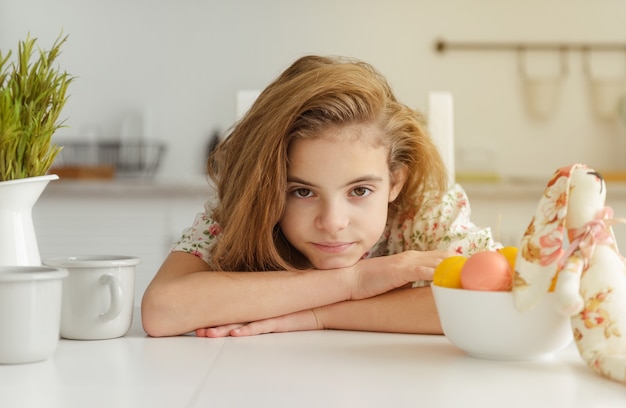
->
[1,309,624,408]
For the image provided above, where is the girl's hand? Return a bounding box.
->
[195,308,323,338]
[346,250,455,300]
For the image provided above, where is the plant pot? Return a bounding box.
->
[0,174,58,266]
[0,266,68,364]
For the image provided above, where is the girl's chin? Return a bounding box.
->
[310,256,361,270]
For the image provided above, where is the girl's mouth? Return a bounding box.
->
[312,242,353,254]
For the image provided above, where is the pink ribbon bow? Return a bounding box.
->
[559,207,626,270]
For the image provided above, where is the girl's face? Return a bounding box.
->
[280,124,405,270]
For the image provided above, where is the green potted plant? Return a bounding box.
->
[0,33,71,180]
[0,33,73,266]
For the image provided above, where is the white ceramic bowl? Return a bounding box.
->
[0,266,68,364]
[432,284,573,360]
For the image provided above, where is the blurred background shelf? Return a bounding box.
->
[51,140,166,179]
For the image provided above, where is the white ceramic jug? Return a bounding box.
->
[0,174,58,266]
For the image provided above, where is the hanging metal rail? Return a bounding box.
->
[435,39,626,53]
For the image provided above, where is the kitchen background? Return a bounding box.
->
[2,0,626,304]
[2,0,626,181]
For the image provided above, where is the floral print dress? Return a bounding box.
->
[171,183,501,278]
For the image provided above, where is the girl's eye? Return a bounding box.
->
[351,187,372,197]
[292,188,314,198]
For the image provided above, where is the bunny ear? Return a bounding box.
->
[512,164,589,311]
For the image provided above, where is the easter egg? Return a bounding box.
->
[433,256,467,288]
[497,246,518,271]
[461,251,512,291]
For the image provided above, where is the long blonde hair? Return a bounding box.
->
[208,55,446,271]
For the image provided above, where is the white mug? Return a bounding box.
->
[0,266,67,364]
[44,255,140,340]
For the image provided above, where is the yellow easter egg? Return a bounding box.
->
[497,246,518,272]
[495,246,558,292]
[433,256,467,288]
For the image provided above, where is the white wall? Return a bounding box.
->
[2,0,626,181]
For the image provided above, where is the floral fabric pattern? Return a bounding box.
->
[512,163,626,384]
[171,212,222,266]
[367,184,499,259]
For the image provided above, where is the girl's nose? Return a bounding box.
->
[315,200,349,233]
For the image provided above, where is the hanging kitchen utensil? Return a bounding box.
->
[518,47,568,120]
[583,48,626,120]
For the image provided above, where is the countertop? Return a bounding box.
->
[0,308,624,408]
[40,176,214,199]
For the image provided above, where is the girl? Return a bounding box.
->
[141,55,499,338]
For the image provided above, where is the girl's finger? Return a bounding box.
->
[196,323,245,337]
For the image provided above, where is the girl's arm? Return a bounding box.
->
[141,250,450,337]
[203,286,442,337]
[141,252,349,337]
[316,285,442,334]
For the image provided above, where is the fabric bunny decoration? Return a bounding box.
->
[512,163,626,384]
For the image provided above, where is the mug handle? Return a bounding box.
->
[99,274,123,322]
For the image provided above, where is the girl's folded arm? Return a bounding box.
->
[314,285,442,335]
[141,251,353,337]
[141,249,445,337]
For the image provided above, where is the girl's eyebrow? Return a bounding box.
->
[287,175,384,188]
